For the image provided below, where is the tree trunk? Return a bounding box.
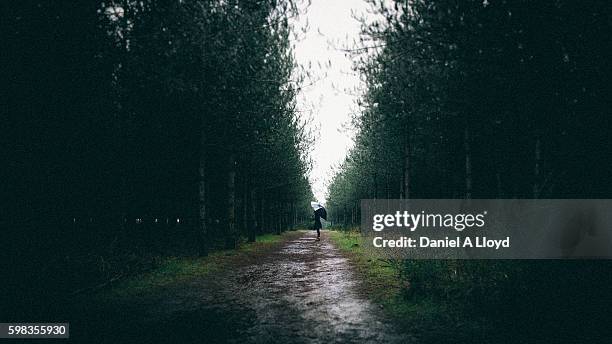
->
[533,137,541,198]
[242,178,247,236]
[225,153,237,249]
[197,135,208,256]
[373,172,378,199]
[402,129,410,199]
[385,177,390,199]
[293,202,297,228]
[496,171,502,198]
[286,202,291,230]
[253,192,259,233]
[247,187,255,242]
[464,126,472,199]
[259,197,264,233]
[276,204,282,235]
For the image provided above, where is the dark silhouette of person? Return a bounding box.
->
[314,209,322,240]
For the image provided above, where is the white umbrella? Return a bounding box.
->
[310,201,323,211]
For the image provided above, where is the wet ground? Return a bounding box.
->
[75,230,408,343]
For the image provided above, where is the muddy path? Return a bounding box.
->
[75,230,408,343]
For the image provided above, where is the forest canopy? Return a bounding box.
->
[5,0,315,298]
[327,0,612,224]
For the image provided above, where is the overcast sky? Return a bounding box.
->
[293,0,370,203]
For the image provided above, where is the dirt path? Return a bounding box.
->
[77,230,407,343]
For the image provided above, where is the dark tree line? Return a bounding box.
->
[4,0,314,303]
[324,2,612,341]
[327,0,611,223]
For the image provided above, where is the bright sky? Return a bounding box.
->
[293,0,370,203]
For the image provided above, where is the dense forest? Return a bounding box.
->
[4,1,612,342]
[4,0,313,312]
[327,0,611,220]
[326,1,612,342]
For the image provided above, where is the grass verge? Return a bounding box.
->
[328,229,468,343]
[329,229,612,343]
[328,230,401,303]
[96,231,295,302]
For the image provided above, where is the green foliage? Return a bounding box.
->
[327,0,612,221]
[329,230,401,303]
[325,3,612,341]
[101,231,288,301]
[332,229,612,343]
[5,0,315,308]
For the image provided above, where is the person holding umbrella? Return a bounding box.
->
[311,202,327,240]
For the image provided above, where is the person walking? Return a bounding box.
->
[311,202,327,240]
[314,208,322,240]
